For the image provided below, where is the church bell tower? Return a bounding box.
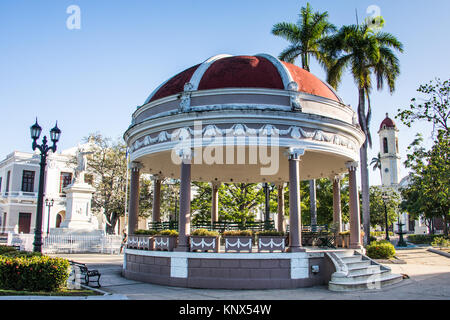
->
[378,113,401,187]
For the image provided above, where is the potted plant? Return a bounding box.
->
[133,229,159,250]
[256,230,287,252]
[154,230,178,251]
[190,229,220,252]
[223,230,253,253]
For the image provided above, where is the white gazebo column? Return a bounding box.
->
[346,161,362,249]
[287,148,305,252]
[332,175,343,233]
[128,161,143,235]
[211,181,220,223]
[175,154,192,252]
[277,183,285,232]
[152,175,162,222]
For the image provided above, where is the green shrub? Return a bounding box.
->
[223,230,252,237]
[191,229,219,237]
[256,230,285,236]
[158,230,179,236]
[0,245,19,255]
[431,236,450,248]
[0,255,70,292]
[407,234,446,244]
[369,236,377,242]
[366,240,396,259]
[134,229,159,235]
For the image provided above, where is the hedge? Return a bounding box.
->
[366,240,396,259]
[223,230,253,236]
[0,255,70,292]
[407,234,447,244]
[134,229,159,235]
[191,229,219,237]
[256,230,285,236]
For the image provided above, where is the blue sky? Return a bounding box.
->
[1,0,449,186]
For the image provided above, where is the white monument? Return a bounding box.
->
[54,147,102,235]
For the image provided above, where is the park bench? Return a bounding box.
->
[69,260,101,288]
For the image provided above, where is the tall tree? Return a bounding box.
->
[397,78,450,236]
[271,2,336,71]
[272,2,336,227]
[84,134,151,234]
[324,18,403,244]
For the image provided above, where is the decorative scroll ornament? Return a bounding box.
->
[155,237,169,247]
[258,238,285,250]
[287,81,302,111]
[190,238,216,248]
[225,238,252,249]
[180,82,194,112]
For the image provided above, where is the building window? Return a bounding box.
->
[383,137,388,154]
[396,138,399,153]
[60,172,73,193]
[21,170,35,192]
[0,177,2,193]
[5,171,10,193]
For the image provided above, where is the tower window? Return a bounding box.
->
[383,137,388,153]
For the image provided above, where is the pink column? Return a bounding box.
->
[346,161,362,249]
[128,162,143,235]
[287,148,305,252]
[175,155,191,252]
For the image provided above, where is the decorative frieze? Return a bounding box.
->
[130,123,357,153]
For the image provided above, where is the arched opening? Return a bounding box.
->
[383,137,388,153]
[55,211,65,228]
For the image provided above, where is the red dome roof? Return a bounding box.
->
[146,54,340,103]
[380,113,397,130]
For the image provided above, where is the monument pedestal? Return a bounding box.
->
[58,181,100,233]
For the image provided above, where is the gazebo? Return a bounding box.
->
[122,54,401,290]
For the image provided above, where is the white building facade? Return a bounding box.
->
[0,145,102,235]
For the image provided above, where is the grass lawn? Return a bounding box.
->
[0,288,103,296]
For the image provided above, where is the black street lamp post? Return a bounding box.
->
[30,119,61,253]
[45,198,54,235]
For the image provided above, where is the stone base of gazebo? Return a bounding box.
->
[122,249,350,289]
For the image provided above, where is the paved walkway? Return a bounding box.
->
[49,247,450,300]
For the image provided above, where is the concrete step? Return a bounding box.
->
[332,269,388,283]
[334,250,356,258]
[347,264,381,276]
[328,273,403,292]
[345,260,371,269]
[340,255,363,264]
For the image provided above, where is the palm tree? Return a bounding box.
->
[324,18,403,244]
[272,3,336,229]
[271,2,336,71]
[370,152,382,182]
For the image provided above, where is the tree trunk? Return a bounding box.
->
[358,87,371,245]
[443,214,449,237]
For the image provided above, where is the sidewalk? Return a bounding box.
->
[49,248,450,300]
[1,249,448,300]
